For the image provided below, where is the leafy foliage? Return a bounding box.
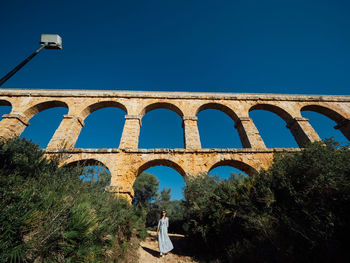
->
[132,172,159,208]
[183,140,350,262]
[132,173,186,233]
[0,137,145,263]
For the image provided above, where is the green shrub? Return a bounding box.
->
[0,137,145,263]
[183,140,350,262]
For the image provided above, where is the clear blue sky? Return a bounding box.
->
[0,0,349,199]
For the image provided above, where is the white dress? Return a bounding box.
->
[158,217,174,254]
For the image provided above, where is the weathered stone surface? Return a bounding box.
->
[1,89,349,202]
[119,115,141,149]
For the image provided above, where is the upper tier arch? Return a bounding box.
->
[249,103,294,123]
[140,102,184,118]
[23,100,69,120]
[79,101,127,120]
[301,105,347,123]
[196,102,239,122]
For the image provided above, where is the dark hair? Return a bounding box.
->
[160,210,166,217]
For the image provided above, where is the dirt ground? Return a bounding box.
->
[137,231,200,263]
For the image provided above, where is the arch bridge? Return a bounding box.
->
[1,89,349,202]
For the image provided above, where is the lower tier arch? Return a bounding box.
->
[209,160,258,176]
[137,159,187,178]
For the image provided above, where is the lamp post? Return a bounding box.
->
[0,34,62,87]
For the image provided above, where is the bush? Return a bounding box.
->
[0,137,145,263]
[183,140,350,262]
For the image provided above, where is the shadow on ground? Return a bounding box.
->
[142,231,215,262]
[141,246,160,257]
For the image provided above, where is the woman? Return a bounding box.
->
[156,210,174,257]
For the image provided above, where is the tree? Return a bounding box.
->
[132,174,187,233]
[146,188,173,230]
[82,165,111,189]
[266,139,350,262]
[132,172,159,208]
[158,187,171,207]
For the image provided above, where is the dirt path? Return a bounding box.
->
[137,231,200,263]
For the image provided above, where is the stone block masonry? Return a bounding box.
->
[1,89,349,202]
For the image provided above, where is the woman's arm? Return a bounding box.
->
[157,219,160,234]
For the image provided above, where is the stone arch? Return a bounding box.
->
[139,102,184,149]
[79,101,128,120]
[0,100,12,120]
[137,159,186,178]
[196,102,239,122]
[301,104,349,141]
[23,100,69,120]
[196,102,242,148]
[301,105,346,123]
[63,158,112,185]
[0,100,11,107]
[249,103,303,147]
[63,158,110,171]
[249,103,294,123]
[140,102,184,118]
[209,160,258,176]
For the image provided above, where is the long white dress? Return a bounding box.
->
[158,217,174,254]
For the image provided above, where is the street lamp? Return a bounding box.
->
[0,34,62,87]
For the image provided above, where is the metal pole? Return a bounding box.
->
[0,44,47,87]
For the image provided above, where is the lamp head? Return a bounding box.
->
[40,34,62,50]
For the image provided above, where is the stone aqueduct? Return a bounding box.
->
[0,89,349,201]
